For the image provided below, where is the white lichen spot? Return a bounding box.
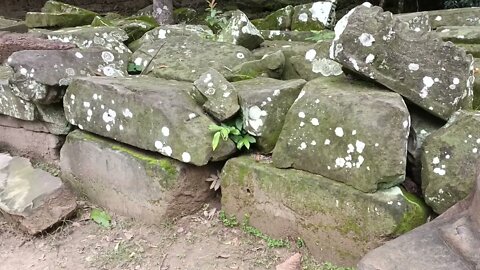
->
[305,49,317,61]
[365,54,375,64]
[93,93,98,100]
[453,78,460,85]
[403,120,409,128]
[83,101,90,108]
[298,112,306,118]
[162,126,170,137]
[335,157,346,168]
[162,146,173,156]
[420,76,434,98]
[106,124,111,131]
[298,13,309,22]
[188,113,196,120]
[311,118,319,126]
[119,125,124,131]
[311,140,317,146]
[273,89,280,96]
[236,52,245,59]
[155,141,164,150]
[75,52,84,59]
[435,16,442,21]
[433,167,446,176]
[334,127,344,137]
[182,152,191,163]
[473,148,478,153]
[358,33,375,47]
[101,51,115,63]
[102,109,116,123]
[324,139,331,145]
[123,108,133,118]
[408,63,419,71]
[134,57,143,66]
[356,140,366,153]
[356,155,364,168]
[432,157,440,164]
[158,29,167,39]
[445,154,451,159]
[375,143,379,147]
[298,142,307,150]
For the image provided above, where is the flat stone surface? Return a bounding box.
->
[273,76,410,193]
[232,50,285,80]
[436,25,480,44]
[291,1,336,31]
[0,17,28,33]
[261,30,316,42]
[25,0,97,28]
[0,31,76,64]
[252,5,293,31]
[332,4,474,120]
[421,110,480,214]
[0,153,76,235]
[64,76,236,166]
[233,77,306,153]
[7,47,127,104]
[396,7,480,29]
[60,130,215,224]
[358,163,480,270]
[222,155,428,267]
[132,36,253,82]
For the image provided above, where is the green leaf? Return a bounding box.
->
[220,128,229,140]
[235,118,243,130]
[212,132,221,150]
[244,139,251,149]
[230,128,241,136]
[209,124,224,132]
[246,135,256,143]
[231,135,241,143]
[91,209,111,228]
[236,140,244,150]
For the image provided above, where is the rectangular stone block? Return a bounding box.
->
[60,130,216,224]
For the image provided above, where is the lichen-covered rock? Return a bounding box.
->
[252,6,294,30]
[217,10,264,50]
[221,155,429,266]
[64,76,236,166]
[273,76,410,193]
[91,15,158,43]
[421,110,480,214]
[0,31,76,64]
[0,65,35,121]
[7,48,127,104]
[291,1,336,31]
[290,40,343,81]
[128,24,214,52]
[233,78,306,153]
[0,17,27,33]
[396,7,480,29]
[261,30,317,42]
[0,153,77,235]
[332,4,475,121]
[232,50,285,80]
[61,130,215,224]
[436,26,480,44]
[25,1,97,28]
[408,105,445,160]
[132,36,253,82]
[193,68,240,122]
[45,26,131,55]
[36,104,72,135]
[474,59,480,110]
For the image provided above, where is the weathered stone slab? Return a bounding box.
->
[358,164,480,270]
[291,1,336,31]
[222,156,428,267]
[0,17,27,33]
[60,130,214,224]
[232,50,285,80]
[456,43,480,58]
[290,40,343,81]
[331,4,474,120]
[421,110,480,214]
[193,68,240,122]
[396,7,480,29]
[0,31,76,64]
[128,24,214,52]
[7,47,127,104]
[0,153,76,235]
[0,122,65,163]
[45,26,131,55]
[273,77,410,193]
[233,78,306,153]
[252,6,294,31]
[0,113,70,136]
[436,26,480,44]
[64,76,236,166]
[0,65,36,121]
[91,15,158,43]
[217,10,264,50]
[261,30,317,42]
[132,36,253,82]
[25,0,97,28]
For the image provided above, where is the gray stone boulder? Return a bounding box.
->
[261,30,316,42]
[331,3,474,120]
[0,153,76,234]
[193,68,240,122]
[421,110,480,214]
[7,47,127,104]
[0,17,27,33]
[64,76,236,166]
[251,6,294,31]
[61,130,215,224]
[217,10,264,50]
[358,163,480,270]
[132,35,253,82]
[396,7,480,29]
[232,50,285,80]
[291,1,336,31]
[128,24,214,52]
[45,26,131,56]
[233,77,306,153]
[0,65,35,121]
[25,0,97,28]
[222,155,429,267]
[0,31,76,64]
[273,76,410,193]
[436,26,480,44]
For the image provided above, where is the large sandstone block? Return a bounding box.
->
[0,153,77,235]
[0,17,27,33]
[0,65,36,121]
[273,76,410,193]
[60,130,215,223]
[331,3,474,120]
[422,110,480,214]
[396,7,480,29]
[217,10,264,50]
[291,1,336,31]
[221,156,428,267]
[64,76,236,166]
[25,0,98,28]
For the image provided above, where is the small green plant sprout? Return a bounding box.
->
[242,214,289,248]
[219,210,239,227]
[296,237,305,248]
[205,0,228,33]
[91,208,112,228]
[209,117,256,151]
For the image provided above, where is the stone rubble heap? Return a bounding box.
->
[1,1,480,268]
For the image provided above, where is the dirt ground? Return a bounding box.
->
[0,198,329,270]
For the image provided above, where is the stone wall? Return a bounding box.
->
[1,0,151,19]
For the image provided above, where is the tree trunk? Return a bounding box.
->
[153,0,174,25]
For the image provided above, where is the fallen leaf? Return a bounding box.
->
[90,209,111,228]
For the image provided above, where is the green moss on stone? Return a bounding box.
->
[393,189,430,235]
